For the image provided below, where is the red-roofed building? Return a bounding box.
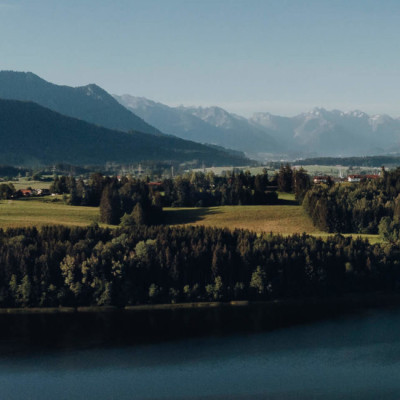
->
[147,182,162,187]
[20,189,33,196]
[348,174,380,182]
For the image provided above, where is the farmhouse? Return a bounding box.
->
[347,174,362,182]
[347,174,380,182]
[37,188,50,196]
[364,174,380,180]
[20,189,33,196]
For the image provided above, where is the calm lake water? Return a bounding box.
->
[1,306,400,399]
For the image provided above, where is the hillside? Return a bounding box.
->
[0,99,248,167]
[0,71,160,134]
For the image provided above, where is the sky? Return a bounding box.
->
[1,0,400,117]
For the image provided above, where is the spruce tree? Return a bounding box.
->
[99,183,121,224]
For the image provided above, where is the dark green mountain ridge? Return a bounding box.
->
[0,71,160,134]
[0,99,248,167]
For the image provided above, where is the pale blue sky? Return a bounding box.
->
[1,0,400,117]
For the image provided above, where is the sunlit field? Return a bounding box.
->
[0,192,381,243]
[163,205,321,236]
[0,197,100,228]
[163,192,381,243]
[2,178,52,191]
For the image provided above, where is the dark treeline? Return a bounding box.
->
[51,173,162,226]
[52,167,310,212]
[161,170,277,207]
[51,170,280,213]
[0,165,29,178]
[303,168,400,234]
[46,168,312,225]
[277,164,311,202]
[0,225,399,308]
[0,183,16,200]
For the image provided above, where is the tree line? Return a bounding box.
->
[303,168,400,234]
[50,174,163,225]
[51,167,311,215]
[161,170,277,207]
[277,164,311,202]
[50,171,282,225]
[0,224,399,308]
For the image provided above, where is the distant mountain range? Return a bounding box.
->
[114,95,400,159]
[0,71,249,167]
[2,70,400,164]
[113,95,279,154]
[0,71,160,134]
[0,99,248,167]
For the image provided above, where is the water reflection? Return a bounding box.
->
[1,307,400,399]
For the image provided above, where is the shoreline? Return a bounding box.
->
[1,292,400,355]
[1,292,399,315]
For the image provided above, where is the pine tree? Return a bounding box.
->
[132,202,146,225]
[99,183,121,224]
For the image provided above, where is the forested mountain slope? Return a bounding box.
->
[0,71,160,134]
[0,99,248,166]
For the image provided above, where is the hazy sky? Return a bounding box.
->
[1,0,400,117]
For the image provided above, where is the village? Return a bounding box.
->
[312,173,381,184]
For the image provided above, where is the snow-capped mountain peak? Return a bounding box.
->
[345,110,368,119]
[114,94,400,159]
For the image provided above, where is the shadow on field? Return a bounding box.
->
[276,198,299,206]
[163,207,220,225]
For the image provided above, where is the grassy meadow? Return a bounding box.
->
[0,197,101,228]
[0,191,381,243]
[2,178,52,191]
[163,192,381,243]
[163,204,321,236]
[163,192,315,236]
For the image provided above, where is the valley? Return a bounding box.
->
[3,3,400,399]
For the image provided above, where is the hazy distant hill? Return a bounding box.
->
[113,95,279,153]
[0,99,248,167]
[115,94,400,159]
[0,71,160,134]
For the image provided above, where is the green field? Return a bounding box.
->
[0,192,381,243]
[0,197,101,228]
[2,178,52,190]
[163,192,381,243]
[164,205,381,242]
[1,195,317,235]
[163,192,313,235]
[164,204,323,236]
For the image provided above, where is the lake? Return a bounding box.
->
[1,305,400,399]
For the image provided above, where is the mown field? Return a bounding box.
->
[163,192,381,243]
[0,192,381,243]
[2,178,52,191]
[163,205,321,236]
[0,197,101,228]
[163,192,312,235]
